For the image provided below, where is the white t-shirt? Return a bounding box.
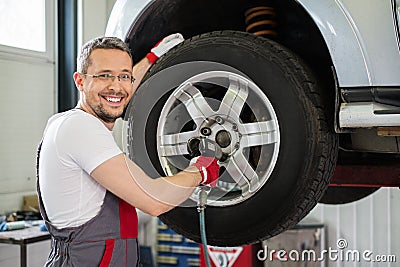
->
[38,109,122,228]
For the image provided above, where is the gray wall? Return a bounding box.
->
[0,53,55,213]
[303,188,400,266]
[79,0,116,45]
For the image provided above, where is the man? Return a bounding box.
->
[37,34,220,266]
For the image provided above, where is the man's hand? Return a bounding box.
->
[190,156,220,187]
[146,33,184,64]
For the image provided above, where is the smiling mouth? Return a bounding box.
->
[103,96,123,103]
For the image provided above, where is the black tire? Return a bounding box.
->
[320,186,380,204]
[125,31,338,246]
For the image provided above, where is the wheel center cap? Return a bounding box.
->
[198,116,241,156]
[215,130,231,148]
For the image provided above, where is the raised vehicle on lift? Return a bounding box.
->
[106,0,400,246]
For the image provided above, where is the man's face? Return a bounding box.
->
[75,49,133,124]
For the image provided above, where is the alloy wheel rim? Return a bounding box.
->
[157,71,280,206]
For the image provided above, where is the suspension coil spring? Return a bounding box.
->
[245,4,277,37]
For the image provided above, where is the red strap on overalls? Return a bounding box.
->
[119,199,138,238]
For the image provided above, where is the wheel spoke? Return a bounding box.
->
[158,131,197,156]
[172,83,214,126]
[225,151,260,195]
[218,75,249,120]
[240,120,279,147]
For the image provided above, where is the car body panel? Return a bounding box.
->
[299,0,400,87]
[396,0,400,40]
[105,0,151,40]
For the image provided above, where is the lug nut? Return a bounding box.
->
[200,127,212,136]
[215,116,224,124]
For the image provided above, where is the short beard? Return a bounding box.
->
[93,103,123,123]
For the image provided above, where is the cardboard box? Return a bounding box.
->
[22,194,39,212]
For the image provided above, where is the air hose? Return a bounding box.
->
[198,187,212,267]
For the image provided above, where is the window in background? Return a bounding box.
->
[0,0,46,52]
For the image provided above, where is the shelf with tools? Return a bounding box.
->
[157,220,200,267]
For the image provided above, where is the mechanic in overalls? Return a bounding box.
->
[36,35,220,266]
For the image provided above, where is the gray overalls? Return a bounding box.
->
[36,143,140,266]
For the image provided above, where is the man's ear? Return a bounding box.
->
[73,72,84,91]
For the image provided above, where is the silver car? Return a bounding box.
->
[106,0,400,246]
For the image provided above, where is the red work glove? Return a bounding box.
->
[190,156,220,187]
[146,33,184,64]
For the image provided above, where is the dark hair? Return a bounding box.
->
[77,36,133,73]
